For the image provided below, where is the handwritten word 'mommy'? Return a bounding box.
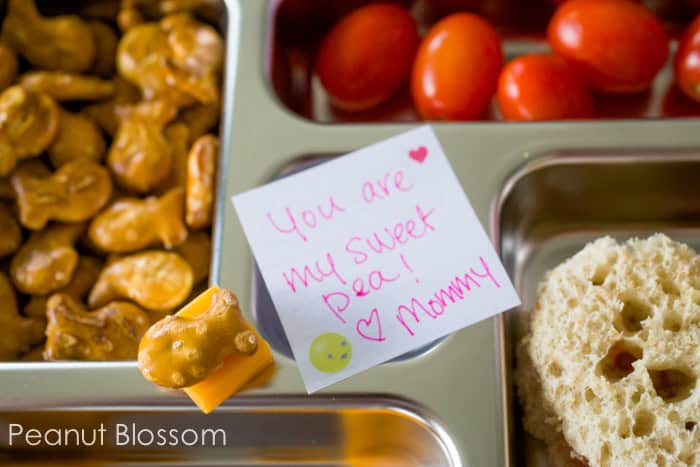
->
[361,170,413,204]
[395,256,501,336]
[266,196,346,242]
[345,204,436,264]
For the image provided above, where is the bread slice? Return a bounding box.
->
[516,337,588,467]
[519,234,700,467]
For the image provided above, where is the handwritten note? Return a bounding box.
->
[233,126,520,392]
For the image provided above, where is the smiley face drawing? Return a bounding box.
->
[309,332,352,373]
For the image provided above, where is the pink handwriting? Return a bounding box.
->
[352,269,400,297]
[344,204,436,264]
[361,170,413,204]
[356,308,386,342]
[395,256,501,336]
[400,253,419,283]
[282,252,347,293]
[266,196,346,242]
[322,291,350,324]
[321,258,406,323]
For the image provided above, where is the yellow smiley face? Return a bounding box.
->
[309,332,352,373]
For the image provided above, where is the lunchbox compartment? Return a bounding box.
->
[267,0,700,123]
[0,0,229,364]
[493,152,700,466]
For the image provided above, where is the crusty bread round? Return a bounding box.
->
[516,340,588,467]
[520,234,700,467]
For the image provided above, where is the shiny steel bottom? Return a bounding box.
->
[0,397,457,466]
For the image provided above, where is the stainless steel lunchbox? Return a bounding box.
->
[1,1,698,465]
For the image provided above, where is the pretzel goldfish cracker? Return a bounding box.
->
[45,293,150,361]
[88,188,188,253]
[10,223,84,295]
[88,250,194,311]
[138,287,275,413]
[11,160,113,230]
[2,0,96,73]
[186,134,218,229]
[107,100,177,193]
[138,288,257,388]
[0,86,59,176]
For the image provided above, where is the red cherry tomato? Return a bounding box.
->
[548,0,669,93]
[315,3,419,112]
[675,14,700,103]
[497,54,593,121]
[411,13,503,120]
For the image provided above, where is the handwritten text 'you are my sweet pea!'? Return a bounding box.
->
[234,126,520,391]
[265,156,501,343]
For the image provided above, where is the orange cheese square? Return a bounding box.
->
[178,287,275,414]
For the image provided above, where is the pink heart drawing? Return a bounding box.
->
[356,308,386,342]
[409,146,428,163]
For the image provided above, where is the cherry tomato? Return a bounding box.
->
[412,13,503,120]
[548,0,669,93]
[315,3,419,112]
[497,54,593,120]
[675,14,700,103]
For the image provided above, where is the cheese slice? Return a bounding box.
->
[177,286,275,414]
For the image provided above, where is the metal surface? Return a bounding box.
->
[0,397,454,466]
[0,1,698,466]
[493,153,700,466]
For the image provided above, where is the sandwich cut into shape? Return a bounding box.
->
[518,234,700,466]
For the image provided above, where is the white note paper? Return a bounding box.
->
[233,126,520,392]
